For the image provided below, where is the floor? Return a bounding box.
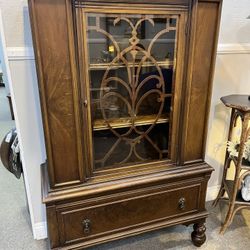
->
[0,86,47,249]
[0,86,250,249]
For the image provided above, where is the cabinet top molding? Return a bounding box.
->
[74,0,190,6]
[73,0,223,8]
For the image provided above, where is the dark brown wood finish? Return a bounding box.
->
[76,4,188,180]
[182,0,222,164]
[28,0,222,249]
[41,162,212,249]
[191,221,207,247]
[28,0,85,187]
[58,182,201,245]
[46,205,60,249]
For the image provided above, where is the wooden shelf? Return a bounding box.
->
[93,114,169,131]
[230,156,250,170]
[89,60,173,70]
[223,180,250,205]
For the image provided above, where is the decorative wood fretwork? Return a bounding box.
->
[85,13,178,169]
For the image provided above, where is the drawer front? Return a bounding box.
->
[57,184,201,244]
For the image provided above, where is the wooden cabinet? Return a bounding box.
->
[28,0,222,249]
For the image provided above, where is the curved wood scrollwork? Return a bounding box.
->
[87,14,178,168]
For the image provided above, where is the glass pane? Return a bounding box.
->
[85,12,178,170]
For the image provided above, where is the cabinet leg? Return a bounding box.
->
[191,223,206,247]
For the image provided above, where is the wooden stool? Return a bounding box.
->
[213,95,250,234]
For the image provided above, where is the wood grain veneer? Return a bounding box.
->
[28,0,222,248]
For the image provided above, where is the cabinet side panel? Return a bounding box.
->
[30,0,83,185]
[184,1,221,163]
[47,205,60,248]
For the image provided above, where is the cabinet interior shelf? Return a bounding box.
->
[93,114,169,131]
[89,60,173,70]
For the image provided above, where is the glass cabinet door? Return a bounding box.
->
[82,10,181,170]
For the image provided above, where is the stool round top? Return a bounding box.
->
[221,95,250,112]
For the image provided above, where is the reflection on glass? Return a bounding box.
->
[85,13,178,169]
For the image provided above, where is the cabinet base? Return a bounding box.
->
[43,164,212,249]
[49,217,208,249]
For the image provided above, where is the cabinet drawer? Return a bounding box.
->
[57,184,201,244]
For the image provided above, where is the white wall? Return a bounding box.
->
[218,0,250,44]
[0,0,249,239]
[0,0,47,240]
[8,55,47,233]
[205,0,250,199]
[0,0,33,47]
[206,52,250,197]
[0,32,9,94]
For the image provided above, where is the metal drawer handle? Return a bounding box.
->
[82,219,91,234]
[178,197,186,210]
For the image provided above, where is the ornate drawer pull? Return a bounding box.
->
[178,197,186,210]
[82,219,91,234]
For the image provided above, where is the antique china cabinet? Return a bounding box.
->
[28,0,222,248]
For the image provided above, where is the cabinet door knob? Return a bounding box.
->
[178,197,186,210]
[82,219,91,234]
[83,100,88,108]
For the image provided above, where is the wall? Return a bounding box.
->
[0,0,33,47]
[0,32,9,94]
[218,0,250,44]
[0,0,249,239]
[205,0,250,199]
[7,53,47,238]
[206,51,250,199]
[0,0,47,239]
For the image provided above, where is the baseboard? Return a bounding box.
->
[206,185,220,202]
[7,47,34,61]
[33,222,47,240]
[217,43,250,54]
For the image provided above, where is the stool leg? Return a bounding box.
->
[214,110,235,207]
[212,185,225,207]
[220,203,235,234]
[213,158,231,207]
